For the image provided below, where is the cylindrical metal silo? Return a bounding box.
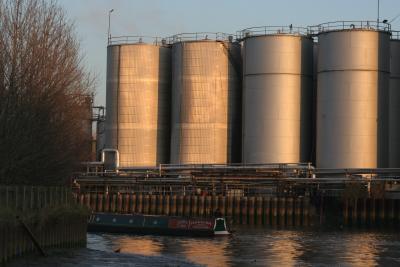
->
[104,38,171,167]
[389,34,400,167]
[242,26,313,164]
[170,33,241,164]
[315,22,390,169]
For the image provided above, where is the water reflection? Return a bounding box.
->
[87,228,400,267]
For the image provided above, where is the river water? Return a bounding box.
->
[86,227,400,266]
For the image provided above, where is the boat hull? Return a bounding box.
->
[87,213,228,237]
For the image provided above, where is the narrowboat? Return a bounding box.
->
[88,213,231,237]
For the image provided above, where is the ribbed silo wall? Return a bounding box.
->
[316,30,390,168]
[104,44,171,167]
[242,35,313,164]
[170,41,241,164]
[389,40,400,167]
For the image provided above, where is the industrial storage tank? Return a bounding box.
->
[170,33,241,164]
[315,21,391,169]
[104,37,171,167]
[241,26,313,164]
[389,32,400,167]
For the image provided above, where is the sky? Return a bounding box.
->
[58,0,400,106]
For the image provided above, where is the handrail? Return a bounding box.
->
[108,35,169,46]
[238,25,309,39]
[308,20,391,35]
[392,30,400,40]
[169,32,235,43]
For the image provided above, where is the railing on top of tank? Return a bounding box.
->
[308,21,391,35]
[169,32,235,43]
[108,35,169,46]
[392,31,400,40]
[238,25,309,39]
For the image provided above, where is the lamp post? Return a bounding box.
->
[108,9,114,44]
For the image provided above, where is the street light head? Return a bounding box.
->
[110,9,114,13]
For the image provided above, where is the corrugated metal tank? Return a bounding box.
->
[170,36,241,164]
[316,26,390,168]
[242,28,313,164]
[389,37,400,167]
[104,42,171,167]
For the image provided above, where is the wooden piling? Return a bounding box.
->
[164,195,170,216]
[241,197,248,224]
[157,195,163,215]
[117,193,123,212]
[370,198,376,225]
[248,196,255,225]
[111,194,117,213]
[199,196,205,217]
[219,196,226,217]
[279,197,286,226]
[361,198,367,225]
[184,196,191,216]
[205,196,212,217]
[287,197,293,227]
[150,195,157,215]
[256,197,263,225]
[143,195,150,214]
[171,195,177,216]
[124,194,130,213]
[137,194,143,214]
[177,195,184,216]
[303,197,309,226]
[263,197,270,226]
[234,196,241,223]
[352,199,358,225]
[227,196,233,220]
[130,194,136,213]
[343,198,349,226]
[97,194,103,212]
[272,197,278,226]
[191,196,198,217]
